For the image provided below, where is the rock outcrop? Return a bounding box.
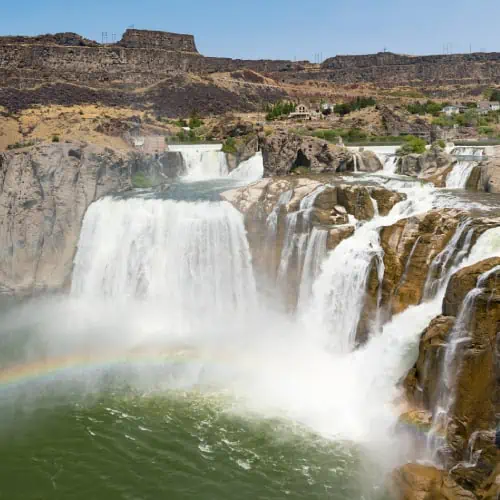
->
[0,142,182,296]
[397,146,454,187]
[376,209,464,315]
[402,257,500,497]
[258,131,352,176]
[466,157,500,194]
[221,177,402,309]
[391,463,476,500]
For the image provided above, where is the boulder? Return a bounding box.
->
[397,146,454,187]
[391,464,477,500]
[258,130,351,176]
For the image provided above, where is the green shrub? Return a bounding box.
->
[478,126,495,136]
[131,172,153,189]
[221,137,238,154]
[265,101,296,121]
[52,135,60,143]
[174,119,188,128]
[7,140,35,150]
[407,100,443,116]
[397,136,427,155]
[334,97,376,116]
[188,113,204,129]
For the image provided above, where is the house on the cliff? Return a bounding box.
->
[442,105,460,116]
[289,104,321,121]
[477,101,500,114]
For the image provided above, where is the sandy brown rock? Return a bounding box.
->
[391,464,477,500]
[378,209,464,315]
[404,316,456,409]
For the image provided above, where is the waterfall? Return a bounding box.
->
[304,221,384,352]
[168,144,229,180]
[304,183,435,353]
[297,228,328,311]
[445,161,477,189]
[72,197,257,331]
[423,219,474,300]
[276,187,326,303]
[228,152,264,182]
[451,146,484,158]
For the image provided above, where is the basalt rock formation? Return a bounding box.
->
[0,142,185,295]
[396,146,454,187]
[221,178,403,309]
[2,29,500,114]
[400,257,500,499]
[258,131,381,177]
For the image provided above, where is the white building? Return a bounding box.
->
[477,101,500,114]
[442,105,460,116]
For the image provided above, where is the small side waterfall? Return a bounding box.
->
[445,161,477,189]
[297,228,328,311]
[276,187,327,302]
[229,152,264,182]
[423,219,475,300]
[168,144,229,180]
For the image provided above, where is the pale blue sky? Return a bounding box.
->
[1,0,499,61]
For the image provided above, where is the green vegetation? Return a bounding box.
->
[407,100,443,116]
[265,101,296,121]
[173,119,188,128]
[7,140,35,150]
[174,129,201,143]
[397,135,427,156]
[188,112,204,129]
[221,137,238,154]
[334,97,376,116]
[52,135,60,143]
[131,172,153,189]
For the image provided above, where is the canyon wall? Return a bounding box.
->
[1,30,500,93]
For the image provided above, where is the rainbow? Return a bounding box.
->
[0,347,210,390]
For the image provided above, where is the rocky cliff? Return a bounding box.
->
[398,258,500,499]
[2,29,500,115]
[0,142,185,295]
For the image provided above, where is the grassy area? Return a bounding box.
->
[131,172,153,189]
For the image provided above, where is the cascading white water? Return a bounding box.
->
[350,146,399,174]
[168,144,229,180]
[297,228,328,311]
[276,186,327,303]
[228,152,264,182]
[422,219,474,299]
[451,146,484,158]
[304,183,435,353]
[72,197,258,332]
[445,161,477,189]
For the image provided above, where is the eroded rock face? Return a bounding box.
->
[377,209,464,315]
[402,257,500,497]
[0,143,139,295]
[467,157,500,194]
[221,178,400,310]
[397,147,454,187]
[258,131,351,176]
[391,464,477,500]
